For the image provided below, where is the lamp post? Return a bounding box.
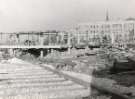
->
[0,33,1,45]
[40,32,43,45]
[39,32,44,57]
[77,28,80,44]
[48,31,50,45]
[67,32,71,54]
[56,31,58,45]
[16,34,19,45]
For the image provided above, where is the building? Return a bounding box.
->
[69,29,78,38]
[0,30,68,45]
[77,19,135,45]
[57,31,68,44]
[68,29,78,43]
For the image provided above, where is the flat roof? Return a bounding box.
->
[0,45,61,49]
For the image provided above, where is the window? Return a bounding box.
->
[118,25,121,28]
[102,30,104,33]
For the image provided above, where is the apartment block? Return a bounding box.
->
[77,20,135,45]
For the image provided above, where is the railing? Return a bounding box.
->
[0,42,68,46]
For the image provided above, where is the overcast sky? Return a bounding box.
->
[0,0,135,32]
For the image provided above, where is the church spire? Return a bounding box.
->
[106,12,109,21]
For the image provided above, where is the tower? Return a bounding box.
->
[106,12,109,21]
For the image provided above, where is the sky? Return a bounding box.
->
[0,0,135,32]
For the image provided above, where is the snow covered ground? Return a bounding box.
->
[0,58,90,99]
[43,64,92,83]
[7,58,30,65]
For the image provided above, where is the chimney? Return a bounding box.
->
[106,12,109,21]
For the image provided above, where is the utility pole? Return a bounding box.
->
[77,28,80,44]
[0,1,1,44]
[67,32,71,55]
[48,31,50,45]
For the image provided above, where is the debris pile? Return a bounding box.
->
[45,47,100,59]
[8,57,27,64]
[74,62,87,73]
[45,50,58,59]
[19,52,36,62]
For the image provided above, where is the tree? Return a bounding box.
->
[80,37,84,43]
[102,36,107,43]
[50,35,57,44]
[129,29,134,43]
[72,37,77,44]
[115,36,119,43]
[24,40,34,45]
[102,36,109,46]
[93,38,101,45]
[44,38,49,45]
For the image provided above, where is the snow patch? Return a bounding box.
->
[8,58,29,65]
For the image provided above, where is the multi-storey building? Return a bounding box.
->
[68,29,78,42]
[57,31,68,44]
[0,30,68,45]
[77,19,135,45]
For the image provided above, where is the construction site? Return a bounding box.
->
[0,0,135,99]
[0,30,135,99]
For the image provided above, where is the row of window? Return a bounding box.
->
[90,30,99,33]
[90,25,110,29]
[78,34,134,39]
[90,26,99,29]
[112,25,121,28]
[80,25,111,29]
[78,32,133,36]
[93,35,99,38]
[101,30,110,33]
[79,27,134,31]
[125,24,134,26]
[80,30,111,34]
[125,26,134,28]
[79,23,134,29]
[125,28,134,30]
[90,35,111,38]
[79,28,134,33]
[101,25,110,29]
[73,33,134,38]
[113,34,134,37]
[113,30,133,33]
